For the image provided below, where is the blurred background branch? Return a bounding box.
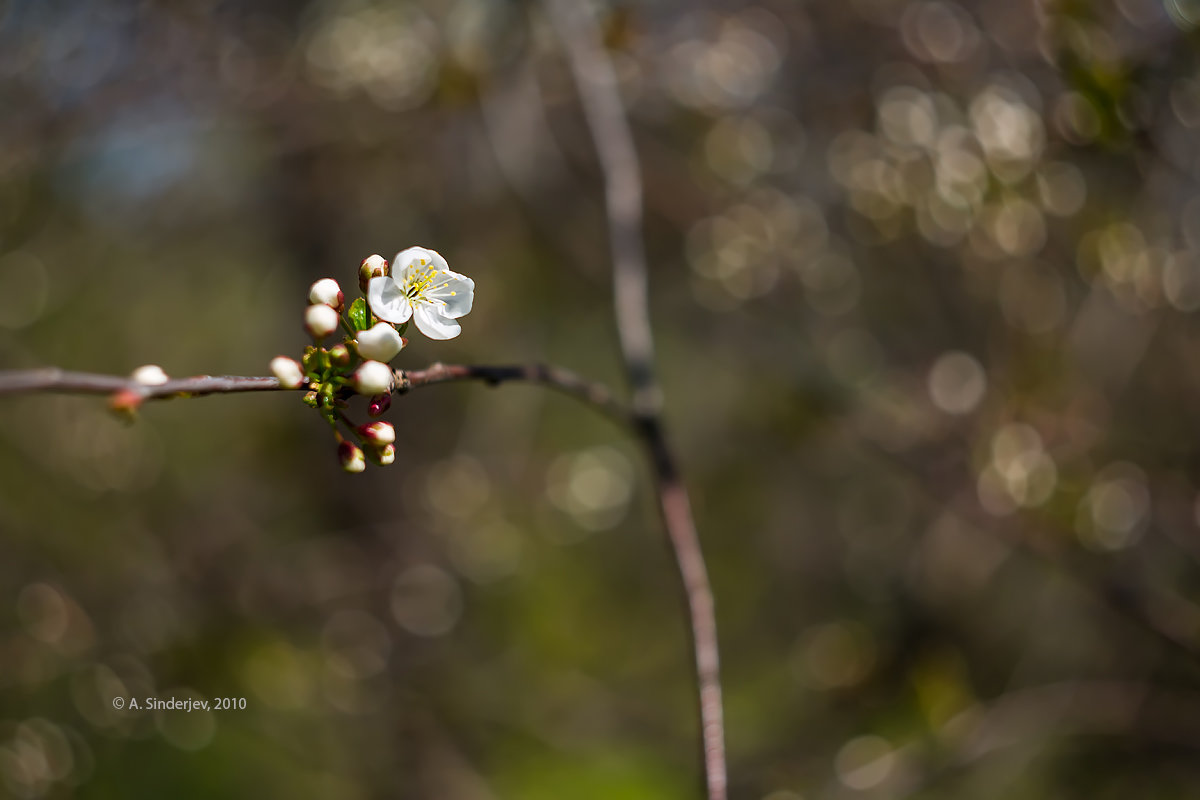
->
[545,1,727,797]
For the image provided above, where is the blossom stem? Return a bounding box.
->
[334,409,362,439]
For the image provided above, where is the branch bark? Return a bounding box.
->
[0,364,625,420]
[543,3,728,798]
[0,368,282,399]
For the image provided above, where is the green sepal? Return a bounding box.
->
[301,347,319,373]
[348,297,369,332]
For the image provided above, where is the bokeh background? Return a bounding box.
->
[5,0,1200,797]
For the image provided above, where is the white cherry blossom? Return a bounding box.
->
[367,247,474,340]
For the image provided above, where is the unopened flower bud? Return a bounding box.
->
[303,391,319,407]
[355,322,404,362]
[328,343,351,366]
[353,360,393,395]
[305,303,340,339]
[358,421,395,446]
[373,443,396,466]
[131,364,169,386]
[109,388,143,419]
[338,441,366,473]
[269,356,305,389]
[368,393,391,417]
[359,254,389,292]
[308,278,344,311]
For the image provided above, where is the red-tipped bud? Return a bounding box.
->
[338,441,366,473]
[308,278,345,312]
[368,393,392,417]
[359,254,389,292]
[358,421,395,446]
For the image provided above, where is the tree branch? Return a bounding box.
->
[543,3,728,798]
[0,364,627,421]
[0,368,282,399]
[399,362,628,424]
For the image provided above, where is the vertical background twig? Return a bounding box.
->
[544,2,728,798]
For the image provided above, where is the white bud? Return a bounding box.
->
[131,364,169,386]
[269,356,306,389]
[353,360,394,395]
[308,278,343,310]
[376,443,396,466]
[304,303,340,339]
[355,322,405,362]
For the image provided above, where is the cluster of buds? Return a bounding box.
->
[270,255,405,473]
[269,247,475,474]
[337,421,395,473]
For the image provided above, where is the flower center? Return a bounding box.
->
[404,260,451,304]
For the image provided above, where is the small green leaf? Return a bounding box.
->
[348,297,369,331]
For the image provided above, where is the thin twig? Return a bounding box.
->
[0,364,625,415]
[543,3,727,798]
[399,362,629,425]
[0,368,282,399]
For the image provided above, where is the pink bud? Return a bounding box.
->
[109,388,143,416]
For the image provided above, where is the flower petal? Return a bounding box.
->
[424,273,474,319]
[413,303,461,339]
[394,247,435,280]
[368,276,413,324]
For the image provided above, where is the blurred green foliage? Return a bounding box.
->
[5,0,1200,797]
